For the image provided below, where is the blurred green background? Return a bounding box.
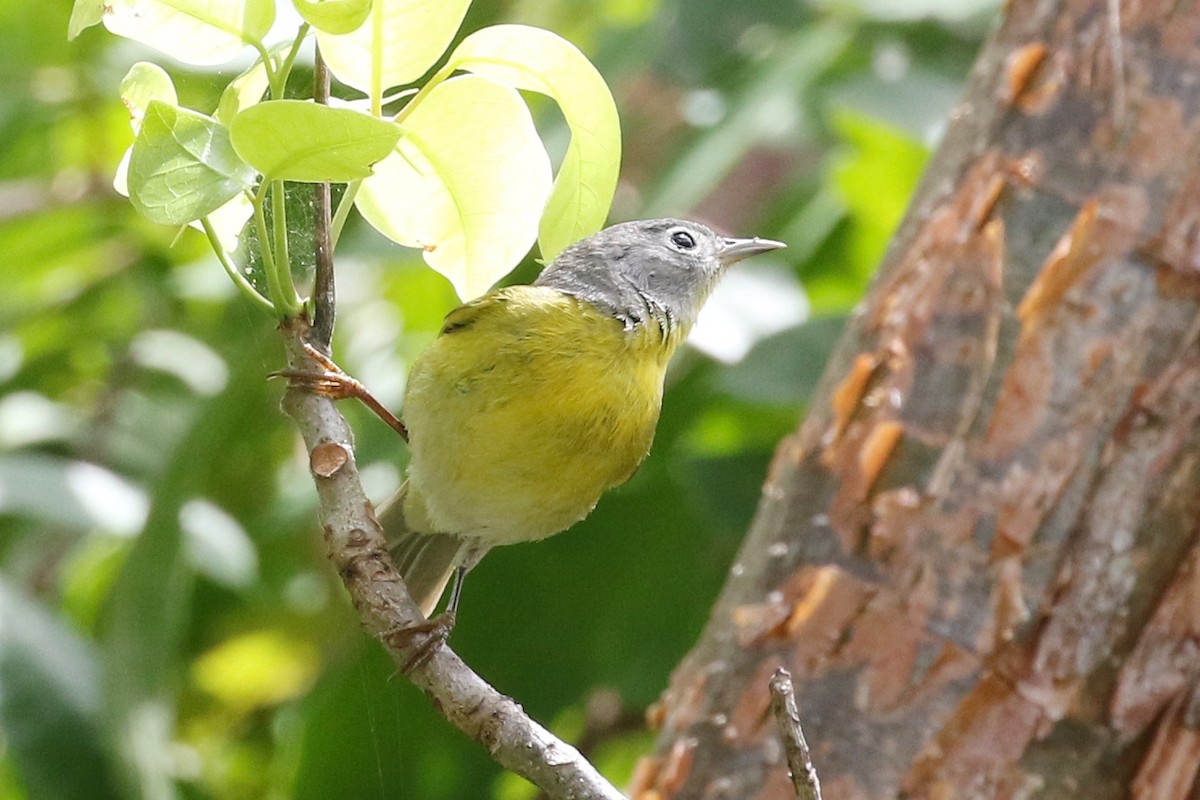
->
[0,1,995,798]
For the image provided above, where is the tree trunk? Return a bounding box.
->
[638,1,1200,798]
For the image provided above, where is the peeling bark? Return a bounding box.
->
[644,1,1200,798]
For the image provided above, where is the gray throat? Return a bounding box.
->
[535,265,674,334]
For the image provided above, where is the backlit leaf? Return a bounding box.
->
[119,62,178,133]
[102,0,276,66]
[357,76,552,300]
[317,0,471,100]
[293,0,373,34]
[447,24,621,260]
[229,100,401,182]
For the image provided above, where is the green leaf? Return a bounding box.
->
[128,101,257,225]
[67,0,104,40]
[293,0,373,34]
[229,100,401,182]
[316,0,471,100]
[830,109,929,289]
[102,0,276,66]
[446,24,621,260]
[215,55,273,127]
[357,76,552,300]
[0,454,147,535]
[119,62,178,133]
[0,579,122,800]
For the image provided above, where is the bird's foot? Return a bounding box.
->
[271,342,408,441]
[385,611,457,674]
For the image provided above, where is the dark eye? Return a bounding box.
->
[670,230,696,249]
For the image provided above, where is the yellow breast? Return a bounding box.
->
[400,286,679,545]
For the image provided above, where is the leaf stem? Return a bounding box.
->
[393,64,455,126]
[253,182,289,316]
[276,23,312,98]
[330,180,361,248]
[253,41,278,96]
[270,180,300,315]
[201,218,275,314]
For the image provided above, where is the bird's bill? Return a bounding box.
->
[717,236,787,265]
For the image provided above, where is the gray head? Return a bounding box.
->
[534,218,785,334]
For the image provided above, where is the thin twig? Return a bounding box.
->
[310,44,336,352]
[768,668,822,800]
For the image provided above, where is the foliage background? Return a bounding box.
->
[0,1,994,798]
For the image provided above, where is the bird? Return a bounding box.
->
[374,218,785,618]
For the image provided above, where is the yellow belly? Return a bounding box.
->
[400,286,675,545]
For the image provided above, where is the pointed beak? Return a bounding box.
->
[717,235,787,266]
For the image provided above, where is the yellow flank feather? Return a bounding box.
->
[400,286,680,545]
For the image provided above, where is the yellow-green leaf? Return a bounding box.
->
[102,0,276,66]
[67,0,104,40]
[119,62,177,133]
[293,0,372,34]
[128,101,257,225]
[228,100,401,182]
[357,76,553,300]
[192,631,318,710]
[215,54,273,127]
[446,24,620,260]
[316,0,471,102]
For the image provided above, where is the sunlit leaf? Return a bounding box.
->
[192,630,319,709]
[357,76,552,300]
[0,580,121,800]
[229,100,401,182]
[316,0,471,100]
[119,62,177,133]
[102,0,276,66]
[129,101,257,225]
[215,54,273,127]
[67,0,104,40]
[114,63,180,198]
[293,0,373,34]
[831,109,928,288]
[446,24,621,260]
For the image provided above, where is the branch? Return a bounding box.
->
[277,319,625,799]
[310,45,335,352]
[769,668,822,800]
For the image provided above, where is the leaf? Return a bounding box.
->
[0,579,121,800]
[102,0,276,67]
[446,24,621,260]
[191,630,318,709]
[215,54,274,127]
[293,0,373,34]
[67,0,104,40]
[229,100,401,182]
[128,101,257,225]
[357,76,552,300]
[119,62,178,133]
[0,454,147,535]
[316,0,472,99]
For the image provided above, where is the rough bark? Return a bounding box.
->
[640,1,1200,798]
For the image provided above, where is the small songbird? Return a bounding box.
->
[381,218,785,616]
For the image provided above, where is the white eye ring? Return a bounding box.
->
[670,230,696,249]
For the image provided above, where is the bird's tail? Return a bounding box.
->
[377,481,470,617]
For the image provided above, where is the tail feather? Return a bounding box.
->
[377,481,469,617]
